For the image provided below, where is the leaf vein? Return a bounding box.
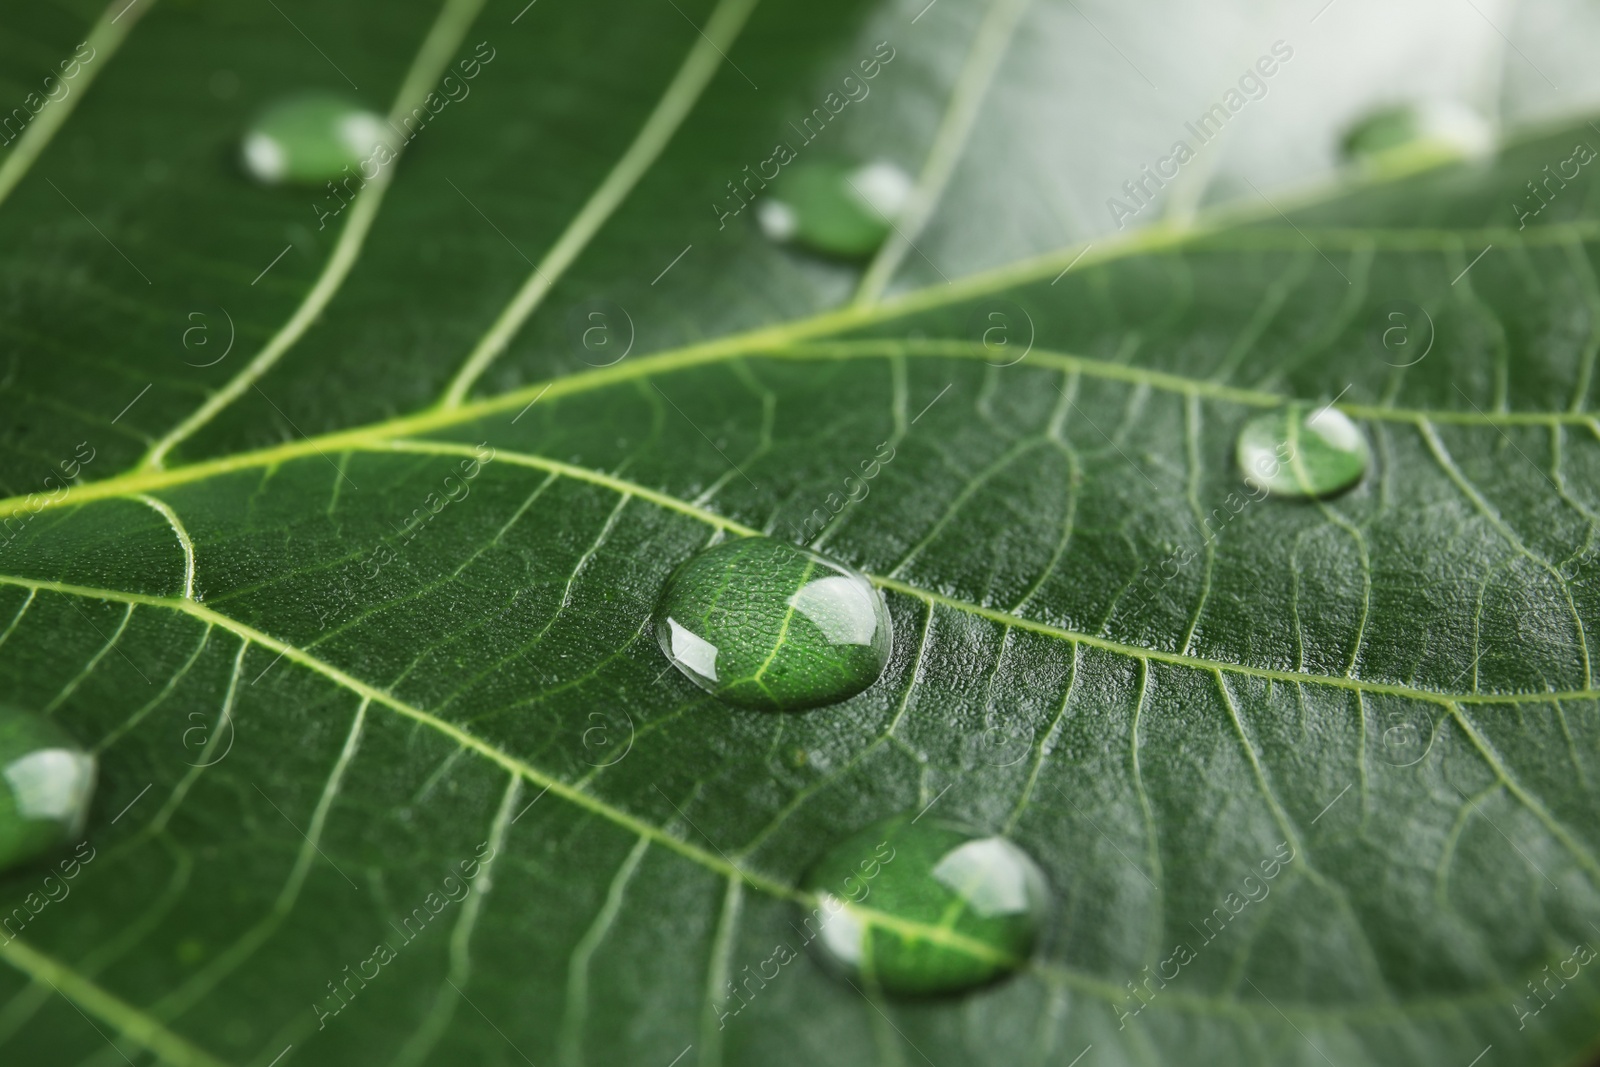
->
[138,0,489,469]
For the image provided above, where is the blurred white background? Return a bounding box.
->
[816,0,1600,285]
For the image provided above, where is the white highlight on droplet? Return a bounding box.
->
[788,575,880,646]
[931,837,1035,917]
[1415,100,1494,160]
[242,132,287,183]
[816,892,867,966]
[666,617,720,682]
[1303,407,1364,452]
[4,749,95,832]
[848,161,912,222]
[337,111,387,157]
[757,199,799,241]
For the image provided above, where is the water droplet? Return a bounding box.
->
[758,161,912,258]
[653,537,892,711]
[800,814,1049,995]
[241,93,389,185]
[1340,102,1493,169]
[0,709,95,872]
[1236,404,1369,499]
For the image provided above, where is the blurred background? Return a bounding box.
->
[812,0,1600,284]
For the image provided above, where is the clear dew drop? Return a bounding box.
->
[1340,101,1493,169]
[241,92,389,185]
[799,814,1049,996]
[652,537,892,712]
[0,708,95,872]
[758,160,912,258]
[1236,404,1370,499]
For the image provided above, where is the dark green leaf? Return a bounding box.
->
[1,2,1598,1066]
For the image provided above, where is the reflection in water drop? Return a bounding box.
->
[815,891,870,967]
[653,537,892,711]
[664,617,719,683]
[241,92,389,185]
[0,709,95,872]
[1237,404,1369,499]
[787,575,882,646]
[801,814,1049,995]
[756,199,800,243]
[931,837,1036,917]
[758,161,912,258]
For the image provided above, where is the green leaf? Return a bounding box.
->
[1,1,1599,1065]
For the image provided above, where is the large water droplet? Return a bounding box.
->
[1237,404,1369,499]
[0,709,95,872]
[1340,102,1493,169]
[653,537,892,711]
[799,814,1049,995]
[758,161,912,258]
[241,92,389,185]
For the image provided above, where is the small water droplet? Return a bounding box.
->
[0,709,95,872]
[1236,404,1369,499]
[653,537,892,711]
[1340,102,1493,168]
[758,161,912,258]
[800,814,1049,995]
[241,92,389,185]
